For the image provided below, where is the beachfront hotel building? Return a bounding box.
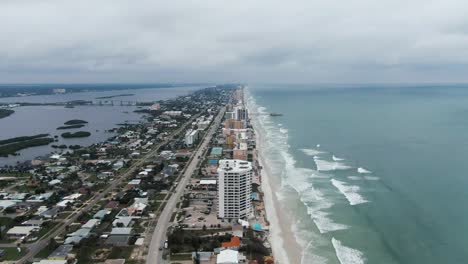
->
[225,119,245,129]
[235,106,248,121]
[225,105,248,123]
[217,159,253,219]
[233,143,248,160]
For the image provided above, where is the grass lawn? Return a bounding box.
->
[107,246,134,259]
[170,212,177,222]
[0,247,27,261]
[12,184,36,193]
[37,225,53,239]
[0,217,15,243]
[170,253,192,261]
[151,201,161,211]
[36,244,58,259]
[0,172,32,177]
[133,221,145,233]
[155,193,168,200]
[0,217,14,227]
[56,212,72,219]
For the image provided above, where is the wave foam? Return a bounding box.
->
[310,209,349,233]
[300,148,325,156]
[330,179,368,205]
[299,186,348,233]
[314,157,352,171]
[363,176,379,181]
[357,167,372,174]
[247,91,291,264]
[347,176,363,181]
[332,238,366,264]
[301,239,330,264]
[333,155,345,161]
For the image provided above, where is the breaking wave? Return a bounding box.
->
[333,155,345,161]
[357,167,372,174]
[314,156,352,171]
[332,238,366,264]
[300,148,325,156]
[331,179,369,205]
[246,88,370,264]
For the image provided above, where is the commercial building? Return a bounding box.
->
[225,111,236,120]
[163,110,182,116]
[216,249,243,264]
[197,120,211,130]
[233,143,248,161]
[224,119,245,129]
[234,106,248,121]
[217,160,252,219]
[225,105,247,122]
[185,129,199,147]
[149,103,161,111]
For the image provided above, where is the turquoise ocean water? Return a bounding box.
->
[247,84,468,264]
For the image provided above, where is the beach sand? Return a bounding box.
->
[257,134,304,264]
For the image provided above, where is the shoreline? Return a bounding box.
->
[257,146,304,264]
[247,89,303,264]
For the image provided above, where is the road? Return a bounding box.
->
[15,113,201,264]
[146,106,225,264]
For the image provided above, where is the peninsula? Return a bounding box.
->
[0,109,14,119]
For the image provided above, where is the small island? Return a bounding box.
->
[57,124,85,130]
[95,93,135,99]
[0,109,14,119]
[0,134,54,157]
[64,119,88,125]
[61,131,91,138]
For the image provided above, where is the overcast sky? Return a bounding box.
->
[1,0,468,83]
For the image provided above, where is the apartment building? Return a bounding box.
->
[217,159,252,219]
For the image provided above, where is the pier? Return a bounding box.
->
[249,112,283,116]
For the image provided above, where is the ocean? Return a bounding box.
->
[246,84,468,264]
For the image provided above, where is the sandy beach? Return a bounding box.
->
[254,124,304,264]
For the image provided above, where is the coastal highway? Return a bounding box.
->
[146,106,225,264]
[16,112,202,264]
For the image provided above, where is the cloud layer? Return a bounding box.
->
[1,0,468,83]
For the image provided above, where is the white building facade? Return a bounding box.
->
[185,129,199,147]
[217,159,252,219]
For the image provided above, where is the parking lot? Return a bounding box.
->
[180,194,231,229]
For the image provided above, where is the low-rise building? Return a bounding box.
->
[48,244,75,260]
[7,226,38,238]
[33,260,67,264]
[93,209,111,220]
[112,217,134,227]
[216,249,241,264]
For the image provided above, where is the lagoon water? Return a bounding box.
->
[247,84,468,264]
[0,85,200,166]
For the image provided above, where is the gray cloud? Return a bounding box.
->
[1,0,468,83]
